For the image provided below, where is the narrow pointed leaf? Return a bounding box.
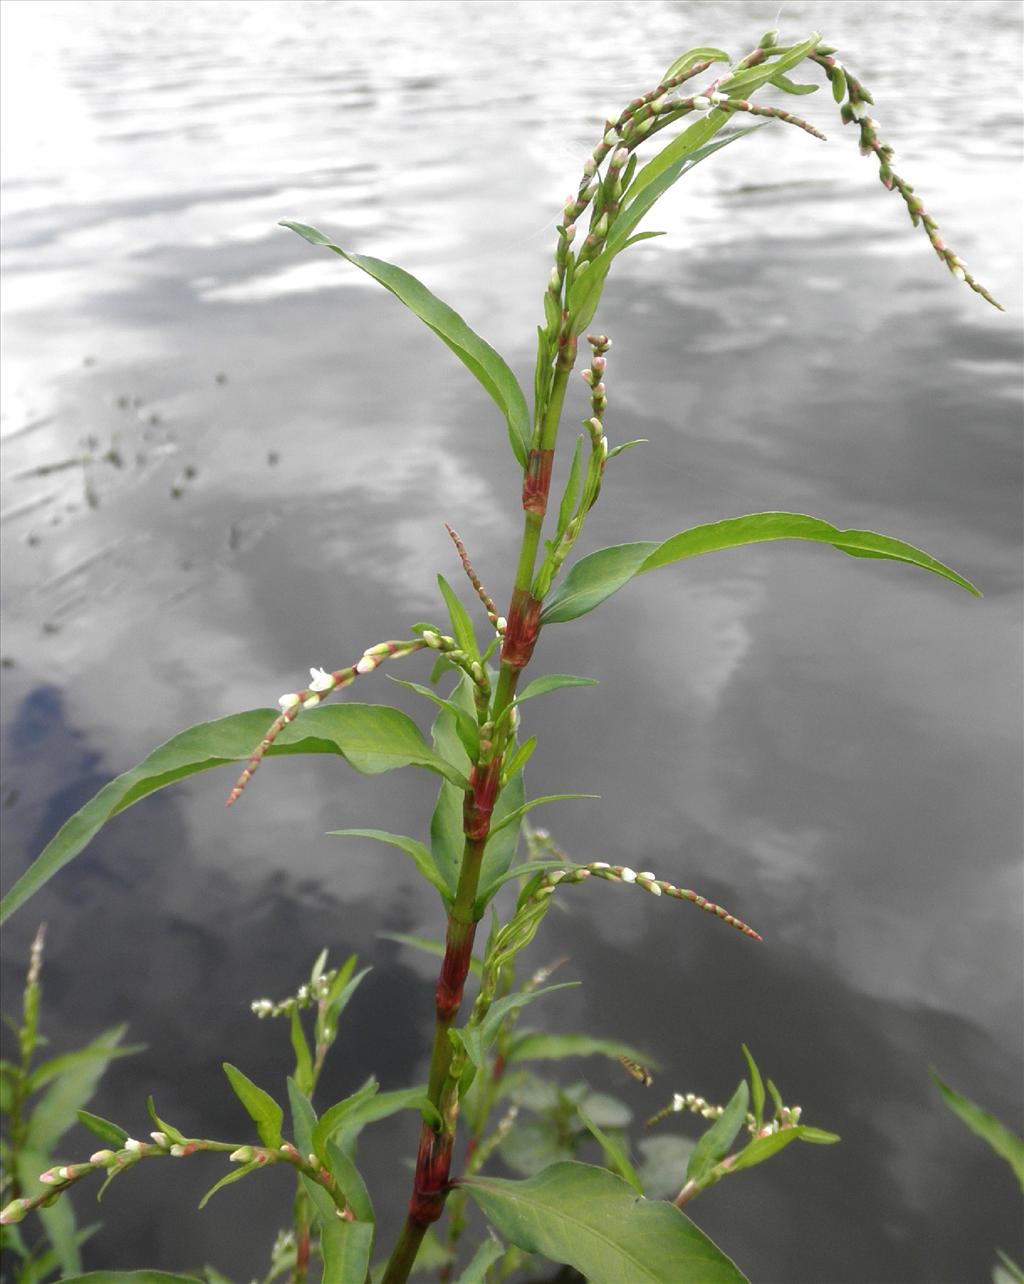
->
[325,1139,374,1223]
[717,1124,840,1178]
[662,46,730,82]
[557,438,584,537]
[1,704,468,925]
[62,1275,204,1284]
[321,1218,375,1284]
[328,1083,431,1154]
[146,1096,187,1145]
[222,1063,284,1149]
[437,575,480,662]
[718,34,822,96]
[455,1236,504,1284]
[474,856,588,909]
[577,1106,644,1194]
[461,984,579,1071]
[28,1040,144,1094]
[460,1161,746,1283]
[26,1027,129,1153]
[486,794,599,839]
[932,1069,1024,1189]
[197,1160,261,1210]
[540,543,657,624]
[515,674,599,703]
[769,72,819,94]
[541,512,978,627]
[76,1110,128,1149]
[330,829,452,902]
[740,1045,765,1129]
[507,1031,657,1067]
[312,1077,380,1162]
[379,931,484,979]
[386,676,480,762]
[686,1082,749,1183]
[290,1007,314,1097]
[281,221,530,467]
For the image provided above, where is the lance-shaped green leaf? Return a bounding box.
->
[722,1124,839,1179]
[741,1044,765,1130]
[330,829,452,903]
[63,1275,205,1284]
[506,1032,657,1068]
[197,1160,262,1210]
[76,1110,128,1150]
[540,512,979,626]
[290,1007,314,1097]
[577,1106,644,1194]
[325,1139,374,1223]
[222,1063,284,1149]
[460,984,579,1070]
[455,1236,505,1284]
[321,1218,375,1284]
[686,1082,749,1185]
[568,130,758,337]
[485,793,600,840]
[515,674,599,703]
[312,1077,379,1163]
[717,35,822,97]
[770,71,819,95]
[661,46,730,83]
[1,704,468,925]
[459,1161,747,1283]
[26,1026,131,1154]
[437,574,480,662]
[932,1069,1024,1190]
[387,675,480,763]
[28,1037,144,1095]
[281,221,531,467]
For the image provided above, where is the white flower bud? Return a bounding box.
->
[611,147,629,169]
[422,630,441,648]
[645,881,662,896]
[603,129,619,147]
[672,1093,685,1111]
[651,94,668,113]
[952,266,966,281]
[308,666,335,692]
[620,866,637,883]
[124,1137,144,1153]
[150,1131,170,1147]
[547,870,568,884]
[170,1144,186,1157]
[496,616,507,633]
[692,95,712,110]
[90,1149,116,1164]
[709,92,729,104]
[355,656,377,675]
[278,692,301,710]
[302,693,321,709]
[848,99,867,120]
[590,861,610,869]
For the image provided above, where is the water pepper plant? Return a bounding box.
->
[0,28,1002,1284]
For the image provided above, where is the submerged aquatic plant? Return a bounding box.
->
[0,27,1001,1284]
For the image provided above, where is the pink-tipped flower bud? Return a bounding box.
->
[0,1198,29,1224]
[563,222,576,242]
[592,355,606,374]
[90,1149,116,1165]
[150,1131,170,1148]
[355,656,377,675]
[230,1146,256,1163]
[583,157,597,178]
[581,368,595,386]
[38,1169,60,1185]
[611,147,629,169]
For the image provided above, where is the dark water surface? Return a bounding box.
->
[2,2,1021,1280]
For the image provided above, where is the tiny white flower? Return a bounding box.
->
[124,1137,144,1153]
[691,95,712,110]
[620,866,637,883]
[709,92,729,104]
[308,666,334,692]
[848,99,867,120]
[672,1093,685,1111]
[251,998,273,1017]
[278,692,301,710]
[355,656,377,675]
[302,694,321,709]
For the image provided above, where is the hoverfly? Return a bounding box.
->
[618,1056,654,1087]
